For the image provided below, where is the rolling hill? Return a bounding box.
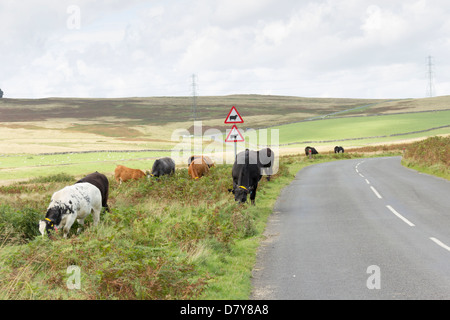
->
[0,94,448,157]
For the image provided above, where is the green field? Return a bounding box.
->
[270,110,450,146]
[0,151,172,181]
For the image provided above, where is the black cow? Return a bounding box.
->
[230,149,262,205]
[305,146,319,156]
[334,146,345,153]
[151,157,176,177]
[76,171,109,212]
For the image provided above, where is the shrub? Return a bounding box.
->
[0,205,42,244]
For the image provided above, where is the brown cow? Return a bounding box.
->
[114,165,148,184]
[188,157,209,180]
[188,155,215,168]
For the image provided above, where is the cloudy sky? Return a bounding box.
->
[1,0,449,99]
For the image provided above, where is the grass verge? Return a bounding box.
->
[401,136,450,180]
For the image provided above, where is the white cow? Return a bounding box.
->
[39,183,102,238]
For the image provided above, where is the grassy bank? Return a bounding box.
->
[402,136,450,180]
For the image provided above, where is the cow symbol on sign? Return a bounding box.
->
[224,106,244,124]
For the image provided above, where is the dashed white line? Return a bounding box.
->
[355,160,450,255]
[370,186,382,199]
[430,237,450,252]
[386,205,415,227]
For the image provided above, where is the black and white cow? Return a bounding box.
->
[76,171,109,212]
[230,149,262,205]
[305,146,319,156]
[334,146,345,153]
[39,183,102,238]
[151,157,176,177]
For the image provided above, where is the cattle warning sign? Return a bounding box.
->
[224,106,244,124]
[225,125,245,142]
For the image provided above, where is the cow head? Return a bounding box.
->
[39,207,63,236]
[233,185,253,203]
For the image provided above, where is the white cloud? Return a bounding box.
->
[1,0,450,99]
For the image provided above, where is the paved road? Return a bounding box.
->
[251,157,450,299]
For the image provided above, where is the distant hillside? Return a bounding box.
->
[0,94,448,155]
[1,95,449,129]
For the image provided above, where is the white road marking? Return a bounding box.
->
[370,186,382,199]
[430,237,450,252]
[356,168,359,173]
[386,205,415,227]
[365,179,370,185]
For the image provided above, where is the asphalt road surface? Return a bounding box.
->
[251,156,450,300]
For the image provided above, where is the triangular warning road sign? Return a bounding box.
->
[225,125,245,142]
[224,106,244,124]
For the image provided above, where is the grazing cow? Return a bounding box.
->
[188,155,215,168]
[334,146,345,153]
[188,157,209,180]
[257,147,275,181]
[114,165,147,184]
[76,171,109,212]
[230,149,262,205]
[39,183,102,238]
[305,146,319,156]
[151,157,176,177]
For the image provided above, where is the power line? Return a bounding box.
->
[426,55,435,98]
[191,74,197,120]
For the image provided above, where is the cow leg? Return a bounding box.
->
[63,215,76,238]
[76,217,85,235]
[92,207,101,227]
[250,188,257,205]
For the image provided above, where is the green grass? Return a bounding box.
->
[269,110,450,145]
[0,151,172,181]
